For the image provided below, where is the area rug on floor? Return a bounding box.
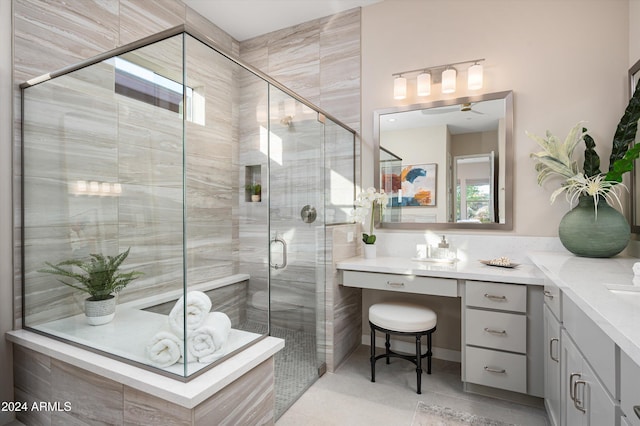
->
[411,402,516,426]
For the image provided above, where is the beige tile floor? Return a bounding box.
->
[277,345,550,426]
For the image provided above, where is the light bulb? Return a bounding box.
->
[417,72,431,97]
[393,76,407,100]
[468,63,483,90]
[441,68,457,94]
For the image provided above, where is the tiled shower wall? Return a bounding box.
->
[13,0,362,363]
[19,20,244,326]
[13,0,241,326]
[237,7,362,335]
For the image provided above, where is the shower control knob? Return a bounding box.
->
[301,205,317,224]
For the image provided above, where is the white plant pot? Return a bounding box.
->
[84,295,116,326]
[251,195,261,202]
[363,244,376,259]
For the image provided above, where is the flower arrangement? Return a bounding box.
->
[528,84,640,211]
[352,187,389,244]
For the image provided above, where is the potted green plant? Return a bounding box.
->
[528,83,640,257]
[38,247,143,325]
[246,183,262,202]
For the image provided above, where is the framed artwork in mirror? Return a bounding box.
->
[382,163,437,207]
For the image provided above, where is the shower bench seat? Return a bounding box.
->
[7,329,283,425]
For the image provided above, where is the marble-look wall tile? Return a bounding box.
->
[13,0,119,82]
[51,358,124,425]
[324,224,361,372]
[119,0,185,46]
[194,358,275,425]
[239,7,361,133]
[319,8,361,131]
[185,5,238,55]
[14,344,279,425]
[13,346,52,426]
[124,385,191,426]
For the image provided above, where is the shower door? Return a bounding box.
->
[268,87,326,417]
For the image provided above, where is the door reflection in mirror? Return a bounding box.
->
[454,153,495,223]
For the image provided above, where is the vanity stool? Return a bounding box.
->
[369,301,437,394]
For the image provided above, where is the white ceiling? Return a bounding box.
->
[183,0,382,41]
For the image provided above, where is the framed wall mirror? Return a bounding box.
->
[373,90,513,230]
[629,60,640,233]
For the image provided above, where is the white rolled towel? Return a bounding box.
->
[187,312,232,364]
[145,326,184,368]
[169,291,212,337]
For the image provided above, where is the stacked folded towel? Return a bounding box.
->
[187,312,232,363]
[145,325,183,368]
[145,291,232,368]
[168,290,212,337]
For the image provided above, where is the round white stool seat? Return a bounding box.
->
[369,302,437,333]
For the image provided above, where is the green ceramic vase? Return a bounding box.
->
[558,196,630,258]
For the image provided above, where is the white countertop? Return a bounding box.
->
[528,251,640,367]
[336,256,545,285]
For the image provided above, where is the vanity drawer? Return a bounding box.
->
[542,282,561,320]
[342,271,457,297]
[465,281,526,312]
[465,346,526,393]
[465,309,526,353]
[621,350,640,426]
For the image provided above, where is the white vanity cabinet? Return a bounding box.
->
[620,350,640,426]
[543,304,561,426]
[542,282,561,426]
[561,329,616,425]
[463,280,543,396]
[560,294,616,426]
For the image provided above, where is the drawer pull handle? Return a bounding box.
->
[543,290,554,299]
[386,281,405,288]
[483,327,506,335]
[634,406,640,420]
[569,372,581,401]
[549,338,559,362]
[574,380,587,413]
[484,293,507,301]
[483,366,506,374]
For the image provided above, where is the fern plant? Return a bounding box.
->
[38,247,143,301]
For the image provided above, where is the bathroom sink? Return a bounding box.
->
[605,284,640,305]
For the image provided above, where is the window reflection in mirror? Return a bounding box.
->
[374,91,513,230]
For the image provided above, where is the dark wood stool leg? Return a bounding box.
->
[427,331,433,374]
[370,323,376,382]
[385,333,391,364]
[415,334,422,394]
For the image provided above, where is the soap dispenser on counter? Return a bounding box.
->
[432,235,455,261]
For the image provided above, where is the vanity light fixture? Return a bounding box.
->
[416,71,431,97]
[393,75,407,100]
[467,62,483,90]
[441,67,457,94]
[392,58,485,99]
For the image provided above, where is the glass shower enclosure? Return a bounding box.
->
[21,26,355,416]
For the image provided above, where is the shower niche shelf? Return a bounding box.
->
[245,165,262,202]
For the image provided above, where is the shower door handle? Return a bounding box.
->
[270,235,288,270]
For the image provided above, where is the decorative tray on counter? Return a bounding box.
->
[479,258,519,268]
